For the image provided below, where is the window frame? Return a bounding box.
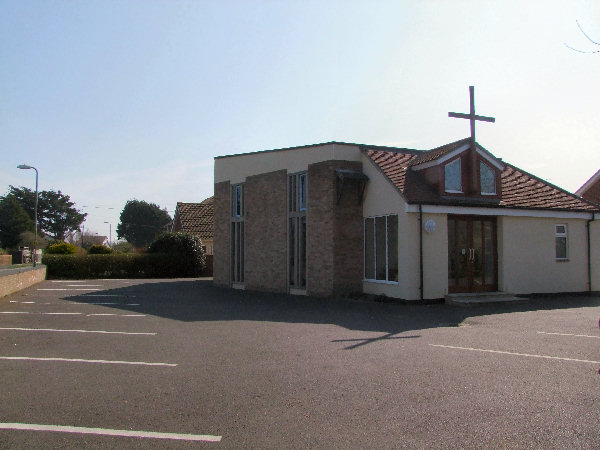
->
[555,224,568,261]
[363,214,399,284]
[444,158,463,194]
[231,183,245,285]
[479,161,497,195]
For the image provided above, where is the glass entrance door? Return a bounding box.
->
[448,216,497,293]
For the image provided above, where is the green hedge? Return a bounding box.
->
[42,253,202,279]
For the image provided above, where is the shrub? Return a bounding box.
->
[111,241,134,253]
[42,253,198,279]
[45,243,78,254]
[148,232,206,277]
[88,244,113,254]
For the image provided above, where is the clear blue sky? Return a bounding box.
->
[2,0,599,237]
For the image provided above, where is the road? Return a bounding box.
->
[1,279,599,448]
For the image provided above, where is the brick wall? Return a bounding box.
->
[0,266,46,297]
[245,170,287,292]
[213,181,231,287]
[307,160,364,297]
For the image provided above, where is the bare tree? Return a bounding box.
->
[565,20,600,53]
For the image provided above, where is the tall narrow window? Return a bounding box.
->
[364,214,398,282]
[231,184,244,284]
[555,224,568,260]
[480,161,496,195]
[289,173,307,289]
[445,158,462,193]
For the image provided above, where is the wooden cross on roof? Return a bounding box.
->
[448,86,495,143]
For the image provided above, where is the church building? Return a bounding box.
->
[212,89,600,301]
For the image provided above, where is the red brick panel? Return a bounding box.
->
[307,160,364,297]
[244,170,288,293]
[213,181,231,287]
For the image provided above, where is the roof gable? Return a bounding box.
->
[364,140,599,212]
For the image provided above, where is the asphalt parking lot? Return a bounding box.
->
[1,279,599,449]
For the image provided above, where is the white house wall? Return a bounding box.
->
[498,216,590,294]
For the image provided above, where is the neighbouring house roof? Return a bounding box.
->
[576,169,600,205]
[85,235,108,246]
[172,197,214,240]
[364,139,600,212]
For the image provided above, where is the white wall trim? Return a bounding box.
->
[475,147,505,171]
[405,204,596,219]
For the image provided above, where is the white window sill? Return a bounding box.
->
[289,288,307,296]
[555,258,569,262]
[445,190,463,194]
[363,279,399,285]
[232,283,245,290]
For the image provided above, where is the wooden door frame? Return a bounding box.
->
[448,215,498,293]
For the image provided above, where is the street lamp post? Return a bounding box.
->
[17,164,39,267]
[103,222,112,246]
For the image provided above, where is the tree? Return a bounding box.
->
[5,186,87,241]
[117,200,171,248]
[0,196,34,249]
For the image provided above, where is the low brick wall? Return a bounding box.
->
[0,255,12,266]
[0,266,47,297]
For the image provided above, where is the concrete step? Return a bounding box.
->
[445,292,527,306]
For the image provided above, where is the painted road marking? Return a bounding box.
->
[0,327,156,336]
[67,284,103,287]
[81,295,137,298]
[0,312,145,317]
[0,356,176,367]
[0,423,221,442]
[429,344,600,365]
[538,331,600,340]
[37,289,101,291]
[86,313,146,317]
[51,281,88,283]
[0,312,81,315]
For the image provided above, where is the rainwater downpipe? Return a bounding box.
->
[419,204,424,300]
[587,213,596,293]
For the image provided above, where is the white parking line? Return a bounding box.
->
[51,281,89,283]
[67,285,103,287]
[0,423,221,442]
[0,327,156,336]
[429,344,600,364]
[0,356,177,366]
[38,289,101,291]
[86,313,146,317]
[0,312,82,315]
[81,295,137,298]
[0,312,145,317]
[537,331,600,339]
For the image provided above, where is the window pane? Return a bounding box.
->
[300,216,306,287]
[299,174,307,211]
[375,216,387,280]
[480,162,496,194]
[387,215,398,282]
[289,218,296,285]
[364,218,375,279]
[556,236,567,259]
[445,159,461,192]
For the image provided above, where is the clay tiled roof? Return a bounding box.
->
[364,141,599,212]
[172,197,214,240]
[408,138,471,167]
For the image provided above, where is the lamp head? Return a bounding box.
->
[17,164,33,169]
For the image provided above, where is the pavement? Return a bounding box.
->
[1,279,599,448]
